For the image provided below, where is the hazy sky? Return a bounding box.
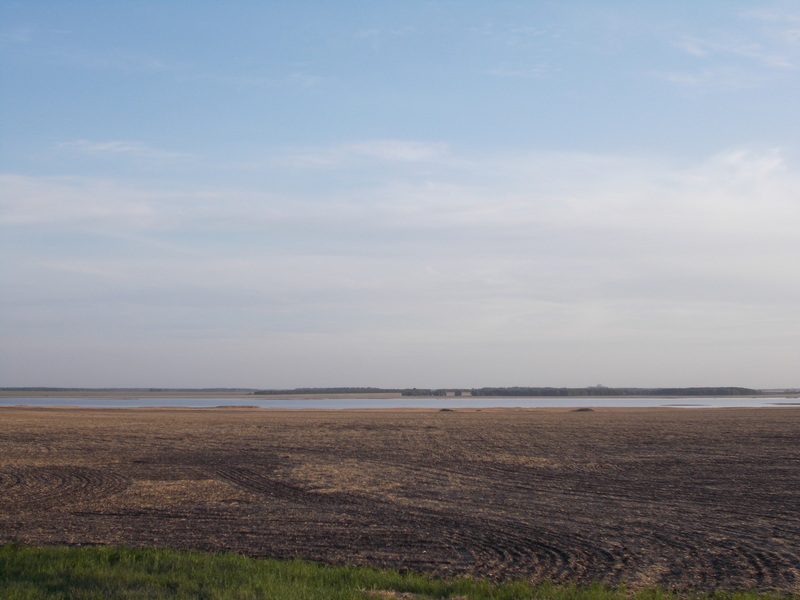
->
[2,1,799,389]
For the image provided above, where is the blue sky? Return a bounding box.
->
[2,1,799,388]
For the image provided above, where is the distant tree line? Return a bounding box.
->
[400,389,448,397]
[0,387,255,393]
[253,387,454,397]
[468,387,759,397]
[252,387,402,395]
[249,386,761,397]
[3,386,760,397]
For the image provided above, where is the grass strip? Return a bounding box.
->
[0,544,794,600]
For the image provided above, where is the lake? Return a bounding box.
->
[0,396,797,409]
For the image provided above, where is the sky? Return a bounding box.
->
[1,1,799,389]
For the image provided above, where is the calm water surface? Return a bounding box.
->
[0,397,796,409]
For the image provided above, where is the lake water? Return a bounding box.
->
[0,396,797,409]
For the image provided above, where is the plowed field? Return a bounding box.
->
[1,407,798,593]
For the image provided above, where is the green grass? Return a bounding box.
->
[0,544,793,600]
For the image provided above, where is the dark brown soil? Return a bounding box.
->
[1,407,798,593]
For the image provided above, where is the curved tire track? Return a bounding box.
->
[0,466,129,511]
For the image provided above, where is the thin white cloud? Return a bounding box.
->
[653,67,757,90]
[0,175,158,226]
[739,6,800,38]
[3,146,799,387]
[674,37,711,57]
[488,66,549,78]
[345,140,449,162]
[355,26,417,40]
[658,9,800,91]
[19,36,319,92]
[273,139,451,168]
[0,27,33,44]
[48,48,175,72]
[0,174,293,233]
[57,140,191,161]
[6,145,798,269]
[671,31,799,70]
[471,22,555,48]
[8,145,798,240]
[177,69,325,90]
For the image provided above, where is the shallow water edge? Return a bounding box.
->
[1,396,797,409]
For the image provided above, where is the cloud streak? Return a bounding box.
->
[268,139,452,169]
[0,174,158,226]
[4,145,799,389]
[672,34,798,69]
[57,140,191,161]
[6,145,798,256]
[0,143,800,350]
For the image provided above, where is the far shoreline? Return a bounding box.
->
[2,405,799,416]
[1,389,797,400]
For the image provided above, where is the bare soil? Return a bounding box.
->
[0,407,798,593]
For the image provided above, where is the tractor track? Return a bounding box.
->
[0,465,129,512]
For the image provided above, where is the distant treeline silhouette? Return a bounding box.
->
[468,387,759,397]
[253,387,402,395]
[0,387,255,393]
[253,387,452,396]
[253,386,759,397]
[3,386,760,397]
[400,389,450,397]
